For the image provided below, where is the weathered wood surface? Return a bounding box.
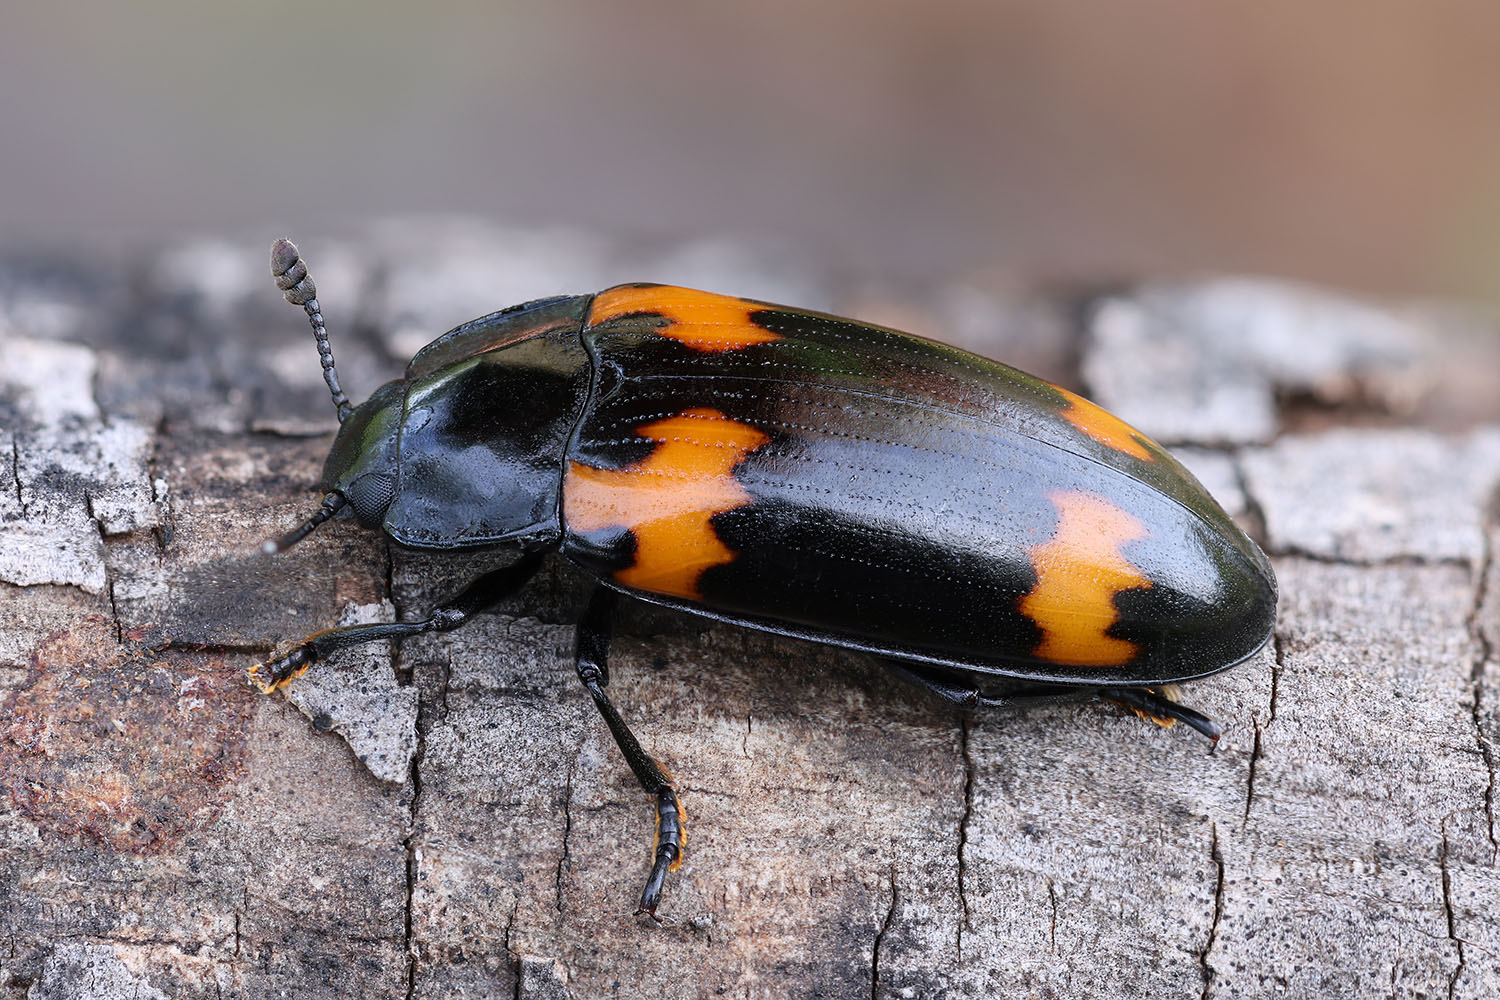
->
[2,222,1499,999]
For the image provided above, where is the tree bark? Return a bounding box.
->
[2,228,1498,998]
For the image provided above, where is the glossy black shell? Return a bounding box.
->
[324,284,1277,688]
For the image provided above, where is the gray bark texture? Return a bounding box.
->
[2,222,1499,999]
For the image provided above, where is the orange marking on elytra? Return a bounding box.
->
[1052,386,1154,461]
[563,407,770,600]
[1019,490,1152,667]
[589,285,781,353]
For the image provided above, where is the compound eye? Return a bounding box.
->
[344,472,396,528]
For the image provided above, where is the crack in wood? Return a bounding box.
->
[1263,547,1474,570]
[1199,822,1225,1000]
[83,491,123,642]
[1244,633,1284,826]
[869,865,898,1000]
[1046,876,1058,953]
[554,756,576,915]
[397,568,425,1000]
[1230,450,1269,549]
[1242,721,1264,827]
[956,715,973,964]
[1465,514,1498,861]
[1441,818,1465,1000]
[147,415,172,553]
[9,436,24,515]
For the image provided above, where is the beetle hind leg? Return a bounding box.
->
[1102,686,1223,742]
[573,585,683,918]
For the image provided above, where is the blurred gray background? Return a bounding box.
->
[5,0,1500,299]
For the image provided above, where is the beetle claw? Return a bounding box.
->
[635,847,676,920]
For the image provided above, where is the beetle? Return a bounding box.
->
[251,239,1276,917]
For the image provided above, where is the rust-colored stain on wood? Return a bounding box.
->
[588,285,782,352]
[1019,489,1152,667]
[0,616,254,853]
[564,407,770,600]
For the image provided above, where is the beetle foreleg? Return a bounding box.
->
[249,552,544,692]
[573,586,683,919]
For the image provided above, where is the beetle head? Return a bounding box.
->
[321,378,405,527]
[263,378,405,554]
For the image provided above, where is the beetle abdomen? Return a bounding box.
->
[560,286,1275,686]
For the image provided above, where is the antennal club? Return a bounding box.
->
[270,238,353,422]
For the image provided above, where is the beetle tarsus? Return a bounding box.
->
[249,643,317,693]
[636,786,683,918]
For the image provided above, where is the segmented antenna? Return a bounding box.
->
[270,238,353,422]
[262,491,348,554]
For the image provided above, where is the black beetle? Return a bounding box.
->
[252,239,1276,916]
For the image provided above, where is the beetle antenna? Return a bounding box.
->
[270,238,354,422]
[262,492,348,555]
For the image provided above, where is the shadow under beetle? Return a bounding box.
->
[251,239,1277,917]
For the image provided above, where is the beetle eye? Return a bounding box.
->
[344,472,396,528]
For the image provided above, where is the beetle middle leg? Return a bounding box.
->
[250,552,545,692]
[878,657,1097,712]
[573,585,683,918]
[878,657,1221,741]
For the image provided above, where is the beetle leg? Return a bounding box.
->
[1102,687,1223,742]
[878,657,987,710]
[876,658,1221,741]
[250,552,544,692]
[573,586,683,919]
[875,657,1092,712]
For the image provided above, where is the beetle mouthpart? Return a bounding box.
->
[262,492,348,555]
[270,237,354,423]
